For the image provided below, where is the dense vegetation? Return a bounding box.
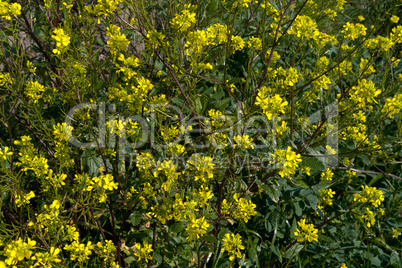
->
[0,0,401,267]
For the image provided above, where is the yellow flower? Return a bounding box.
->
[233,135,254,149]
[4,238,36,265]
[294,219,318,242]
[134,241,153,263]
[15,191,35,207]
[170,4,196,32]
[0,2,21,20]
[319,188,335,205]
[221,233,245,261]
[0,146,12,160]
[392,228,401,238]
[302,167,311,176]
[51,28,70,54]
[247,36,262,50]
[231,193,257,223]
[256,87,288,120]
[187,154,214,182]
[230,35,245,51]
[64,241,93,262]
[362,207,375,227]
[390,15,399,23]
[382,94,402,119]
[321,168,334,181]
[341,22,367,40]
[272,146,302,178]
[25,81,45,103]
[354,185,384,207]
[186,215,209,241]
[106,25,130,55]
[146,29,165,49]
[31,247,61,267]
[340,263,348,268]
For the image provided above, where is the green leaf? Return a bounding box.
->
[283,243,304,259]
[270,245,282,263]
[261,184,280,203]
[129,211,141,226]
[294,202,302,216]
[170,222,185,233]
[301,156,326,171]
[248,247,258,263]
[202,235,218,244]
[124,256,136,264]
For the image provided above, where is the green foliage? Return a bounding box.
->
[0,0,401,267]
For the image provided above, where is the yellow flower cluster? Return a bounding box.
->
[324,9,337,20]
[172,194,198,221]
[362,207,376,227]
[51,28,70,55]
[186,30,210,55]
[35,200,62,232]
[15,190,35,207]
[354,185,384,207]
[318,188,335,206]
[134,241,153,263]
[341,22,367,40]
[187,154,214,183]
[261,1,279,20]
[154,160,180,191]
[85,0,122,20]
[278,67,303,87]
[321,168,334,181]
[366,35,394,51]
[275,121,289,136]
[294,219,318,242]
[0,72,13,86]
[64,225,80,242]
[146,29,165,49]
[221,233,245,261]
[272,146,302,178]
[116,53,140,80]
[136,152,155,171]
[3,238,36,266]
[64,241,93,262]
[233,134,254,149]
[349,79,381,109]
[222,193,257,223]
[256,86,288,120]
[108,76,154,111]
[106,25,130,56]
[0,1,21,20]
[14,136,50,178]
[193,186,214,208]
[53,123,75,169]
[247,36,262,50]
[230,35,245,51]
[390,15,399,24]
[85,174,119,202]
[390,25,402,42]
[392,228,401,238]
[31,247,61,267]
[207,24,228,45]
[288,15,320,39]
[186,215,209,241]
[96,240,116,262]
[382,94,402,118]
[25,81,45,103]
[312,74,332,90]
[170,4,196,32]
